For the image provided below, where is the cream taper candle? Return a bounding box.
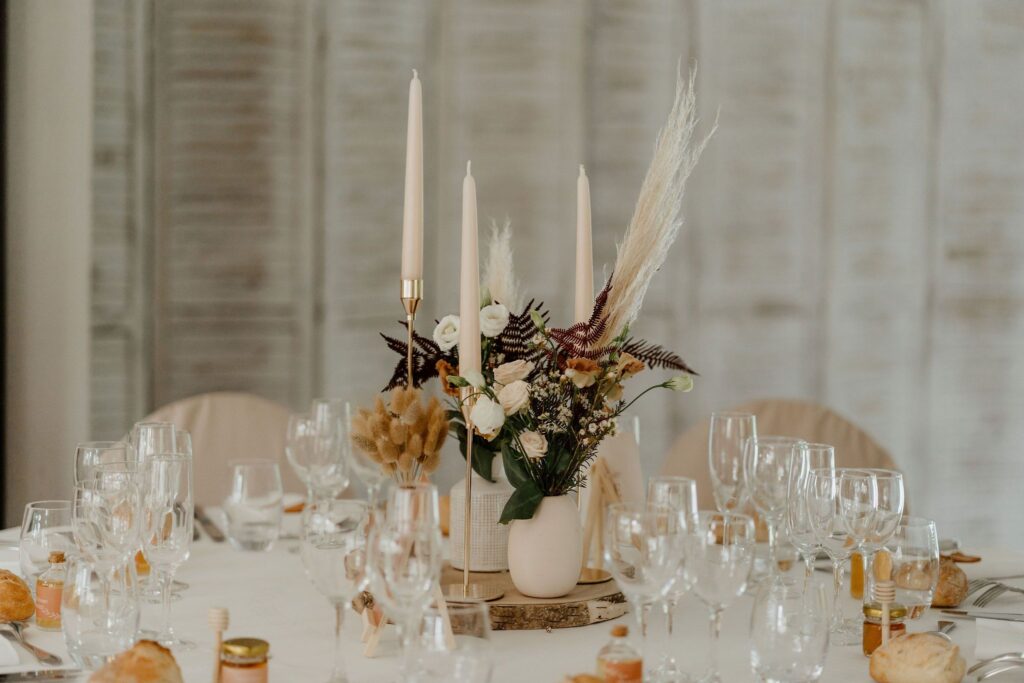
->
[574,164,594,323]
[459,161,481,376]
[401,69,423,280]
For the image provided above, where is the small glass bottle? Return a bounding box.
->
[597,624,642,683]
[35,550,66,630]
[862,601,907,656]
[221,637,269,683]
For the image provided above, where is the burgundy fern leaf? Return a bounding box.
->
[381,323,457,390]
[549,278,612,356]
[621,338,699,375]
[493,300,549,363]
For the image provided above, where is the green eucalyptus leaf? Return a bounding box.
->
[499,481,543,524]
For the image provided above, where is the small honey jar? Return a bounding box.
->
[221,638,269,683]
[862,601,907,656]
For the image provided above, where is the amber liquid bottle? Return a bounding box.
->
[35,550,66,630]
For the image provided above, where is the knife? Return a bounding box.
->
[194,505,225,543]
[941,609,1024,623]
[0,671,82,681]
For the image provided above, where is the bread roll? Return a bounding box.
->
[89,640,184,683]
[0,570,34,622]
[869,633,965,683]
[932,557,968,608]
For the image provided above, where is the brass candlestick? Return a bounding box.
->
[443,388,504,603]
[400,278,423,387]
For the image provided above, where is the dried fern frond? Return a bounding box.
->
[596,66,715,346]
[621,338,698,375]
[482,219,523,311]
[548,280,611,357]
[492,299,549,362]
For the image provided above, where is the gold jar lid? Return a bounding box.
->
[222,638,270,658]
[863,601,907,619]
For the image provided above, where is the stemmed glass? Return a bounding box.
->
[750,577,830,682]
[366,482,444,674]
[786,444,835,580]
[708,412,756,512]
[140,454,194,649]
[806,468,859,645]
[74,441,134,484]
[286,413,350,504]
[859,469,905,602]
[687,511,755,683]
[887,517,939,619]
[745,436,805,573]
[604,502,687,680]
[312,399,388,510]
[413,602,493,683]
[646,476,697,681]
[19,500,73,587]
[130,422,190,460]
[301,499,369,683]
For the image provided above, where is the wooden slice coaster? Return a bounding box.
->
[577,567,614,585]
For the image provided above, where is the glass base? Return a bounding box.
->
[139,629,196,651]
[829,617,862,646]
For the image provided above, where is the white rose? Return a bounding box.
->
[520,431,548,460]
[469,396,505,439]
[479,303,510,338]
[493,359,534,385]
[497,380,530,415]
[433,315,460,351]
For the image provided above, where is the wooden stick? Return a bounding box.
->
[207,607,228,683]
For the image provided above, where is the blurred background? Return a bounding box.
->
[5,1,1024,545]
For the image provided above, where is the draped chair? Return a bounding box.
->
[137,391,301,506]
[662,398,902,512]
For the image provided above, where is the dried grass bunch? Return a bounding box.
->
[351,387,449,483]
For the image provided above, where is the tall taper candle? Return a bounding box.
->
[401,69,423,280]
[574,164,594,323]
[459,161,481,376]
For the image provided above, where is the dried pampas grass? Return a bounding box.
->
[482,219,523,312]
[596,66,715,346]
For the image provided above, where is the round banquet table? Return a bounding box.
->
[2,527,1023,682]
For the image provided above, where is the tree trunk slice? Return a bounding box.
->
[441,563,628,630]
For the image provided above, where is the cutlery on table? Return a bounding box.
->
[941,610,1024,623]
[974,583,1024,608]
[0,622,62,666]
[194,506,225,543]
[0,670,82,681]
[928,620,957,641]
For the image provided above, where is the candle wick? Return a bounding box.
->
[412,68,418,79]
[467,160,472,175]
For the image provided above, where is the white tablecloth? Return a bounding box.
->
[2,526,1024,682]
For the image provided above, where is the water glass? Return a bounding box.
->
[750,577,830,683]
[688,511,755,683]
[72,473,143,572]
[224,460,283,552]
[745,436,805,573]
[74,442,134,485]
[62,555,140,668]
[888,517,939,619]
[301,499,369,683]
[411,602,493,683]
[20,500,73,589]
[708,412,756,512]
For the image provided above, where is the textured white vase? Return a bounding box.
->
[507,495,582,598]
[449,458,514,572]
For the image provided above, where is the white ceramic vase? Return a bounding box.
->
[507,495,582,598]
[449,458,515,572]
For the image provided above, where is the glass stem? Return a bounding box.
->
[831,559,845,631]
[864,548,875,602]
[767,520,778,573]
[666,598,677,636]
[159,568,175,637]
[803,552,815,584]
[331,602,346,680]
[708,606,723,680]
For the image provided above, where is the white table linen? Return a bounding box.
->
[1,527,1023,682]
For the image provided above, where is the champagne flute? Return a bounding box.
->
[140,454,194,649]
[687,511,755,683]
[74,441,134,485]
[130,422,189,460]
[286,413,350,504]
[786,444,835,580]
[806,468,858,645]
[745,436,805,574]
[312,399,387,510]
[708,412,756,512]
[860,469,905,602]
[301,499,369,682]
[750,577,830,682]
[646,476,697,681]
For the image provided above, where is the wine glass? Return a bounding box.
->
[888,517,939,619]
[140,453,194,649]
[860,469,905,601]
[708,412,756,512]
[806,468,859,645]
[412,602,493,683]
[312,398,388,510]
[750,577,830,682]
[130,422,191,460]
[604,502,686,680]
[687,511,755,683]
[646,476,697,680]
[74,442,134,485]
[786,444,835,580]
[223,460,284,552]
[286,413,350,504]
[745,436,805,573]
[301,499,369,683]
[19,500,73,588]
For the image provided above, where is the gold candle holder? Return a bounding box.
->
[400,278,423,387]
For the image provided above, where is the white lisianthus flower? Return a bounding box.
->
[497,380,530,415]
[479,303,510,338]
[493,359,534,386]
[433,315,460,351]
[520,431,548,460]
[667,374,694,392]
[469,396,505,439]
[463,370,486,390]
